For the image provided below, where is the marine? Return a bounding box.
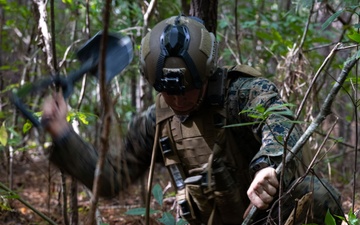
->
[42,15,343,224]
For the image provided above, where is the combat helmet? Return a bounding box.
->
[140,15,218,95]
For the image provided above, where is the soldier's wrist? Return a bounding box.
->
[52,125,72,144]
[48,121,71,139]
[249,156,273,177]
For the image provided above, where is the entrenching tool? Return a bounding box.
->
[11,31,133,128]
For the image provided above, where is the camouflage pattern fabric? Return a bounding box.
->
[47,68,342,224]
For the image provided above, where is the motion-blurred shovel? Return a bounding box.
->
[11,31,133,128]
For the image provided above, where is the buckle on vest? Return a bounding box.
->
[159,136,174,156]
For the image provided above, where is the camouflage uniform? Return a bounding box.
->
[48,69,342,224]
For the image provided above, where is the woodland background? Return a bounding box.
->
[0,0,360,224]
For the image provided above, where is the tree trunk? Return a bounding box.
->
[189,0,218,34]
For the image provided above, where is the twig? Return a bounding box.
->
[61,172,69,225]
[50,0,57,73]
[298,1,313,52]
[295,43,341,119]
[0,181,57,225]
[234,0,242,64]
[145,125,160,225]
[352,24,359,211]
[88,0,112,224]
[304,118,338,175]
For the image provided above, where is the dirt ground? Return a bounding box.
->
[0,152,359,225]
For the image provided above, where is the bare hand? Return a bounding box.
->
[246,167,278,209]
[42,91,70,138]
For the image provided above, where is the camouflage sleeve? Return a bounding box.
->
[48,104,158,197]
[234,77,303,185]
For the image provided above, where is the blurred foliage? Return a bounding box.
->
[0,0,359,223]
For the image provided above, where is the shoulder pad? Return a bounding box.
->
[227,65,262,77]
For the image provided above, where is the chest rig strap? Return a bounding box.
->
[156,93,230,224]
[155,94,186,188]
[155,94,198,221]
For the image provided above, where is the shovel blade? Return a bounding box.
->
[76,31,133,84]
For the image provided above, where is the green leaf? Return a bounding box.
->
[22,121,32,134]
[125,207,159,216]
[242,20,257,29]
[152,183,163,207]
[276,135,283,143]
[325,209,336,225]
[1,83,19,94]
[5,193,20,200]
[348,210,360,225]
[158,212,176,225]
[223,121,261,128]
[264,103,295,114]
[0,123,8,146]
[77,112,89,125]
[269,110,295,118]
[255,104,266,113]
[348,31,360,43]
[218,19,229,29]
[321,9,344,31]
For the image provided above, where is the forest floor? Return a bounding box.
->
[0,154,175,225]
[0,152,359,225]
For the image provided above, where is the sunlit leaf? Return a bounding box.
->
[0,123,8,146]
[348,31,360,43]
[255,104,266,113]
[77,113,89,125]
[22,121,32,134]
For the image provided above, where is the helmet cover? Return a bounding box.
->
[140,15,218,94]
